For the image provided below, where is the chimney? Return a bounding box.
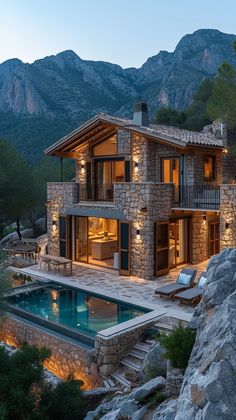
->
[132,102,149,127]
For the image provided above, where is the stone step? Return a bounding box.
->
[145,339,155,346]
[103,379,112,388]
[134,342,152,353]
[128,349,146,360]
[154,322,174,334]
[103,377,116,388]
[111,372,132,388]
[121,358,141,372]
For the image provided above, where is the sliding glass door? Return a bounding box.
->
[169,219,188,268]
[75,217,88,263]
[95,159,125,200]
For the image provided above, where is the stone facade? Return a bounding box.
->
[114,182,174,279]
[191,213,208,264]
[46,120,236,278]
[47,182,78,255]
[0,316,101,390]
[220,184,236,249]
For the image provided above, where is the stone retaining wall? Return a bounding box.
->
[95,318,157,376]
[0,316,101,390]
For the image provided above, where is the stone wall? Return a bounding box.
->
[114,182,174,278]
[75,143,90,184]
[95,318,157,376]
[117,129,131,156]
[191,213,208,264]
[47,182,78,255]
[0,316,101,390]
[220,184,236,249]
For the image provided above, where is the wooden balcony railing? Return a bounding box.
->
[174,186,220,210]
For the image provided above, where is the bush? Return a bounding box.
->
[159,325,196,369]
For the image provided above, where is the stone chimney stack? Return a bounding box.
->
[132,102,149,127]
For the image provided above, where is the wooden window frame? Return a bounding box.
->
[161,157,180,185]
[119,221,130,276]
[155,221,169,277]
[208,219,220,257]
[203,155,216,181]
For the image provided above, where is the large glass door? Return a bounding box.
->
[169,219,188,268]
[155,221,169,276]
[75,217,88,263]
[119,221,130,275]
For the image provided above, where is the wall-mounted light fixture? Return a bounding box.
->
[52,220,57,231]
[136,229,140,240]
[223,147,228,154]
[225,222,230,229]
[81,160,85,172]
[203,215,206,221]
[134,161,139,171]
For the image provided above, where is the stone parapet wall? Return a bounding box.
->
[220,184,236,249]
[114,182,174,278]
[0,316,101,390]
[47,182,78,255]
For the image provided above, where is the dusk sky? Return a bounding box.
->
[1,0,236,68]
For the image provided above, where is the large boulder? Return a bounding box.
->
[175,248,236,419]
[141,341,167,380]
[131,376,166,402]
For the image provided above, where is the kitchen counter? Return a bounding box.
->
[91,239,118,260]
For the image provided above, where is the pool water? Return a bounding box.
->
[8,285,149,338]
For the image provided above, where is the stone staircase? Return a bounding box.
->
[103,320,174,390]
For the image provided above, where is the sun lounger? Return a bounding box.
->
[175,272,207,304]
[155,268,197,300]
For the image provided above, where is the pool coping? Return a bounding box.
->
[8,266,158,311]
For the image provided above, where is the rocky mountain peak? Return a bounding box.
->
[1,28,236,160]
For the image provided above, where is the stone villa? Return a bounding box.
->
[44,103,236,280]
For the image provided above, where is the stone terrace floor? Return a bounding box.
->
[15,260,208,322]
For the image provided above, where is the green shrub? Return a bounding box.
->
[159,326,196,369]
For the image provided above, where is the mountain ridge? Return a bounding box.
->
[0,28,236,162]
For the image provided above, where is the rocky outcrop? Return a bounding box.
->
[84,376,166,419]
[174,248,236,419]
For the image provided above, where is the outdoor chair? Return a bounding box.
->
[155,268,197,300]
[175,272,207,305]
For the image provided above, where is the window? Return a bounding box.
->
[92,135,117,156]
[204,156,215,180]
[162,158,179,186]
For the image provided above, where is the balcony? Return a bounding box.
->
[173,185,220,210]
[78,184,114,202]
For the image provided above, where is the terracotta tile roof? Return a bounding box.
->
[44,112,223,155]
[98,114,223,147]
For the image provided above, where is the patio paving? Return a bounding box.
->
[13,259,208,322]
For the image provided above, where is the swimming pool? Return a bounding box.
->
[7,284,150,344]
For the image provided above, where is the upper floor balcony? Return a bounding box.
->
[173,185,220,210]
[78,184,114,202]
